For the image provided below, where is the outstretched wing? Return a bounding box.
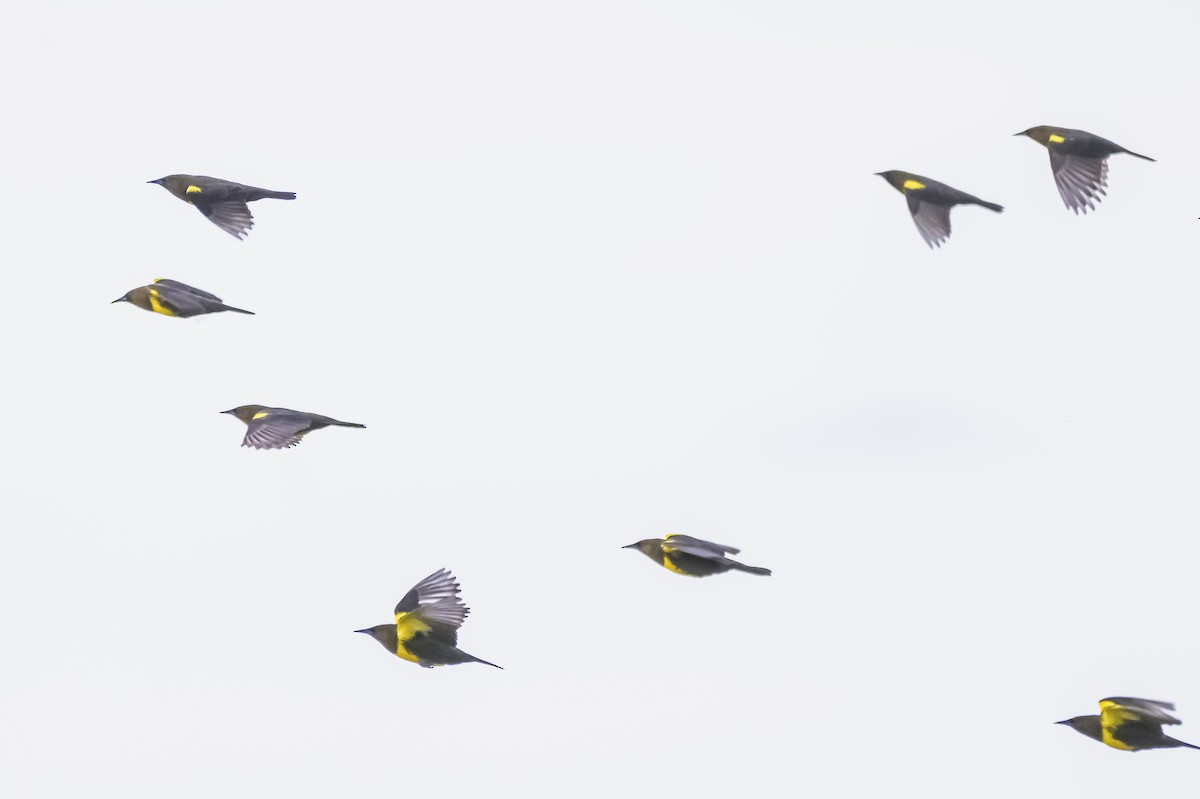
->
[197,199,255,239]
[242,411,309,449]
[1049,151,1108,214]
[395,569,470,645]
[907,193,952,248]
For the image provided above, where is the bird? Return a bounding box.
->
[148,174,296,239]
[623,534,771,577]
[221,405,365,450]
[1056,697,1200,751]
[876,171,1003,248]
[111,279,254,318]
[355,568,501,669]
[1015,126,1154,214]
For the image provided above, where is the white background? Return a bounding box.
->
[2,2,1199,796]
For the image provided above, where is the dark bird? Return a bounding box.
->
[876,171,1003,248]
[221,405,365,450]
[1057,697,1200,751]
[355,569,501,669]
[111,279,254,318]
[1015,126,1154,214]
[623,534,771,577]
[148,174,296,239]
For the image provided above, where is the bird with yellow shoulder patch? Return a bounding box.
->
[876,170,1003,248]
[111,279,254,318]
[148,174,296,239]
[221,405,365,450]
[1015,126,1154,214]
[1057,697,1200,751]
[623,534,771,577]
[355,569,501,669]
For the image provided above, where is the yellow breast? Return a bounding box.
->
[661,554,688,575]
[147,289,174,317]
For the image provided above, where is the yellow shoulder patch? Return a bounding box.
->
[186,185,203,194]
[147,289,174,317]
[251,411,270,420]
[1048,134,1065,144]
[902,179,925,191]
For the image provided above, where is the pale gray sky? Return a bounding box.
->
[4,1,1200,796]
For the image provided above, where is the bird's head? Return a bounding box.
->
[221,405,265,423]
[355,625,397,652]
[1055,715,1103,742]
[1014,126,1059,146]
[622,539,664,558]
[874,171,909,191]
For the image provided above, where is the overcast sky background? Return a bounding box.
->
[3,1,1200,795]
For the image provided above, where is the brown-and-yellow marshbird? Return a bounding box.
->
[148,174,296,239]
[1015,126,1154,214]
[1057,697,1200,751]
[355,569,501,669]
[876,171,1003,248]
[623,534,771,577]
[221,405,365,449]
[111,279,253,318]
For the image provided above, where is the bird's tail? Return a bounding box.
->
[729,560,772,577]
[220,304,255,315]
[472,655,504,669]
[973,199,1004,213]
[1168,737,1200,750]
[1122,149,1156,162]
[263,190,297,200]
[331,420,367,429]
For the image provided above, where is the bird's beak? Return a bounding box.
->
[621,543,637,549]
[111,297,126,304]
[873,172,884,176]
[353,629,370,635]
[1012,132,1026,137]
[220,409,235,415]
[147,178,162,185]
[1053,720,1069,725]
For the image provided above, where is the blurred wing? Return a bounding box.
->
[394,568,470,630]
[1049,151,1108,214]
[1100,698,1181,726]
[152,286,207,317]
[153,279,222,302]
[242,414,308,449]
[907,194,951,248]
[663,534,740,558]
[198,200,255,239]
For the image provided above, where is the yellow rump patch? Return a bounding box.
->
[251,411,270,420]
[147,289,174,317]
[185,185,203,194]
[902,179,925,191]
[1048,134,1065,144]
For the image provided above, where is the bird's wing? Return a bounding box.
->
[152,279,222,302]
[242,412,309,449]
[906,194,952,248]
[197,200,255,239]
[394,568,470,636]
[1100,698,1182,727]
[151,286,206,317]
[1049,151,1108,214]
[662,534,740,558]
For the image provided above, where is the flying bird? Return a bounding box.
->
[876,171,1003,248]
[148,174,296,239]
[1057,697,1200,751]
[355,569,501,669]
[221,405,365,450]
[1015,126,1154,214]
[623,534,771,577]
[111,279,253,318]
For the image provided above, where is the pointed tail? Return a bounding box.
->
[331,420,366,429]
[1168,737,1200,750]
[220,304,255,315]
[265,190,297,200]
[473,655,504,669]
[729,560,772,576]
[973,199,1004,213]
[1122,149,1155,162]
